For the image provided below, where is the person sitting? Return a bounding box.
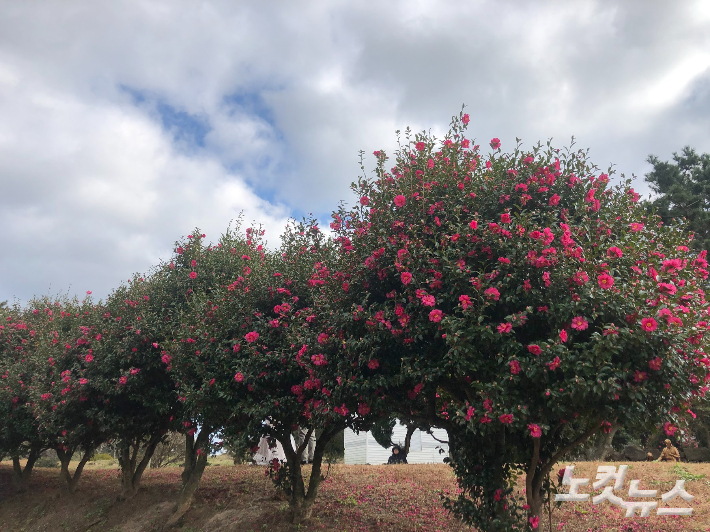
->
[387,444,408,464]
[656,439,681,462]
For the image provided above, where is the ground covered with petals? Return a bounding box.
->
[1,461,710,531]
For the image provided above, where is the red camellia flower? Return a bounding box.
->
[462,114,470,125]
[317,333,329,344]
[189,271,197,279]
[597,273,614,289]
[641,317,658,332]
[633,370,649,383]
[244,331,259,343]
[528,424,542,438]
[401,271,413,285]
[469,220,478,230]
[490,138,501,150]
[509,360,521,374]
[234,372,244,382]
[501,213,511,224]
[649,357,662,371]
[497,322,512,334]
[367,359,379,370]
[664,422,678,436]
[499,414,513,424]
[529,516,539,529]
[607,246,623,258]
[360,196,369,206]
[527,344,542,355]
[393,195,406,208]
[119,376,128,386]
[358,403,370,416]
[311,353,327,366]
[429,309,443,323]
[421,295,436,307]
[484,287,500,301]
[415,141,426,151]
[559,330,568,343]
[571,316,589,331]
[547,356,561,370]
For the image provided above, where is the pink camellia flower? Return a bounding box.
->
[130,368,140,375]
[633,370,648,383]
[415,141,426,151]
[559,330,568,343]
[367,359,380,370]
[152,342,158,348]
[547,356,561,370]
[427,158,435,169]
[497,322,512,334]
[311,353,327,366]
[649,357,662,371]
[641,317,658,332]
[234,372,244,382]
[244,331,259,343]
[459,294,472,310]
[469,220,478,230]
[358,403,370,416]
[501,213,511,224]
[509,360,521,374]
[401,271,413,285]
[429,309,444,323]
[484,287,500,301]
[191,259,197,267]
[317,333,329,344]
[464,405,476,421]
[607,246,623,258]
[630,222,644,232]
[597,273,614,289]
[462,114,470,125]
[189,271,197,280]
[549,194,560,206]
[490,138,501,150]
[664,421,678,436]
[79,378,88,385]
[119,376,128,386]
[529,516,540,529]
[499,413,513,424]
[571,316,589,331]
[84,353,94,363]
[161,353,172,364]
[360,196,369,206]
[421,295,436,307]
[480,415,492,424]
[527,344,542,355]
[528,424,542,438]
[394,195,406,208]
[86,290,92,295]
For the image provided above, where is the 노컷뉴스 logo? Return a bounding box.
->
[555,465,694,517]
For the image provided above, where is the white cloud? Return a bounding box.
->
[1,0,710,303]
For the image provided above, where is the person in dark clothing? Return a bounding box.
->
[387,444,408,464]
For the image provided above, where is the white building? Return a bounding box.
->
[344,420,449,465]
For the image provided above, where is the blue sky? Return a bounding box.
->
[1,0,709,305]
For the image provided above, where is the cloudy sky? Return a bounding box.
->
[2,0,709,306]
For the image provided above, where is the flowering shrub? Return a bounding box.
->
[328,110,710,529]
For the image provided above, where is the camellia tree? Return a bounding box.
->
[186,218,384,523]
[26,295,108,492]
[0,304,46,491]
[87,276,182,500]
[328,110,710,530]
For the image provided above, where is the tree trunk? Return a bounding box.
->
[284,428,335,524]
[11,445,42,492]
[403,425,416,456]
[56,447,93,493]
[591,421,620,461]
[118,433,163,500]
[164,428,211,528]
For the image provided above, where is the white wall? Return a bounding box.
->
[344,420,449,465]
